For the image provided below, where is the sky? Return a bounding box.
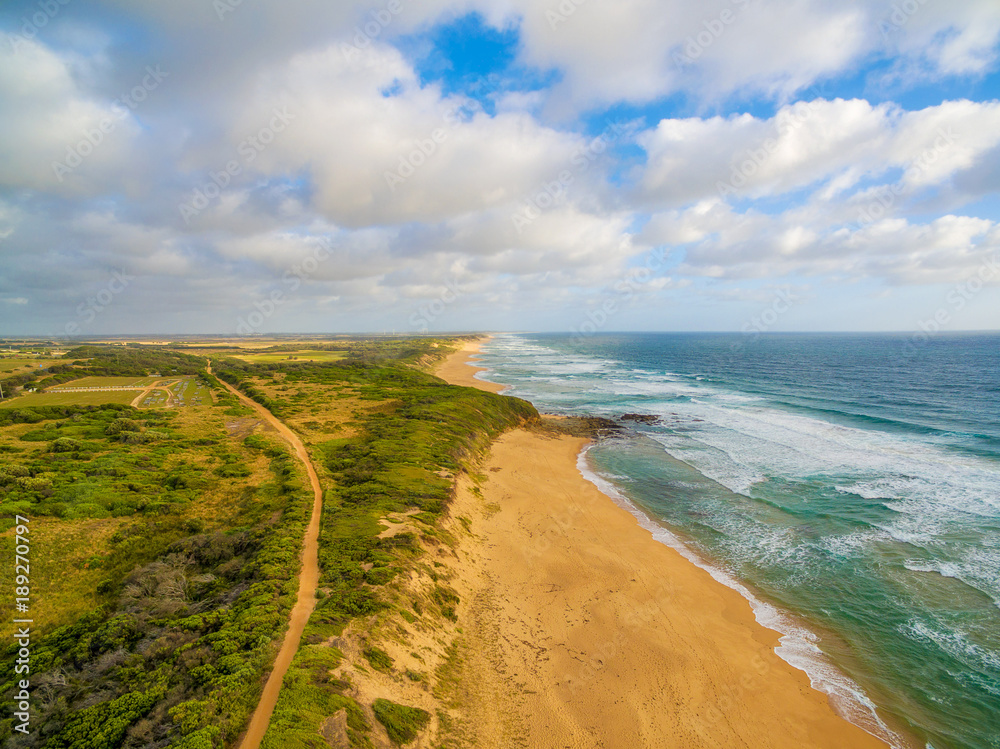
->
[0,0,998,337]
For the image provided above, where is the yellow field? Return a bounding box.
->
[231,349,346,363]
[0,358,65,373]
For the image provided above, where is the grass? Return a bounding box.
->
[260,645,373,749]
[8,517,123,633]
[208,343,536,747]
[232,350,347,364]
[48,376,149,388]
[363,646,394,673]
[0,358,65,373]
[0,390,138,408]
[372,699,430,745]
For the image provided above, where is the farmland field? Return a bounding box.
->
[0,358,66,373]
[0,390,138,408]
[230,349,347,364]
[48,375,149,389]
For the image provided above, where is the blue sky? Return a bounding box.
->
[0,0,998,336]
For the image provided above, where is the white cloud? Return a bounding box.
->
[513,0,999,111]
[639,98,1000,208]
[643,199,999,285]
[209,43,589,227]
[0,35,141,192]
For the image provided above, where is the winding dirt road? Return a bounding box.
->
[208,364,324,749]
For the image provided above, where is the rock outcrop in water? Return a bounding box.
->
[620,413,660,425]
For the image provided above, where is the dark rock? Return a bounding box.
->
[619,413,660,425]
[537,415,627,439]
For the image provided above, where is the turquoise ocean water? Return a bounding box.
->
[472,332,1000,749]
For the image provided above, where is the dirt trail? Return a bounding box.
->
[129,382,171,407]
[208,363,324,749]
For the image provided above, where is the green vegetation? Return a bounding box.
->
[259,646,371,749]
[0,345,206,404]
[0,375,310,747]
[0,390,139,408]
[372,699,430,745]
[212,354,535,645]
[1,337,536,748]
[362,646,393,673]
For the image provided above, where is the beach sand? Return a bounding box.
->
[435,337,504,393]
[436,341,893,748]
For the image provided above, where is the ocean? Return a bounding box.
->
[472,332,1000,749]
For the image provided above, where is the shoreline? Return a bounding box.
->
[435,336,504,393]
[436,339,897,748]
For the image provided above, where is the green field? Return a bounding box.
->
[48,376,148,389]
[0,390,138,408]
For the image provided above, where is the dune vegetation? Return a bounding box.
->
[0,337,536,748]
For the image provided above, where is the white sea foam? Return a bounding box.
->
[822,530,889,559]
[900,619,1000,683]
[488,333,999,748]
[575,445,906,749]
[904,556,1000,611]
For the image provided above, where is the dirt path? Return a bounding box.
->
[129,383,171,407]
[208,363,324,749]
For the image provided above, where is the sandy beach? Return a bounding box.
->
[437,342,893,748]
[436,337,504,393]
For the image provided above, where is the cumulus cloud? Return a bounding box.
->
[512,0,1000,111]
[0,0,997,334]
[215,43,587,227]
[0,35,142,192]
[638,98,1000,208]
[643,199,999,285]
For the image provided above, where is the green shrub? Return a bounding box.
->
[372,698,430,744]
[362,646,393,673]
[105,418,140,436]
[52,437,81,452]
